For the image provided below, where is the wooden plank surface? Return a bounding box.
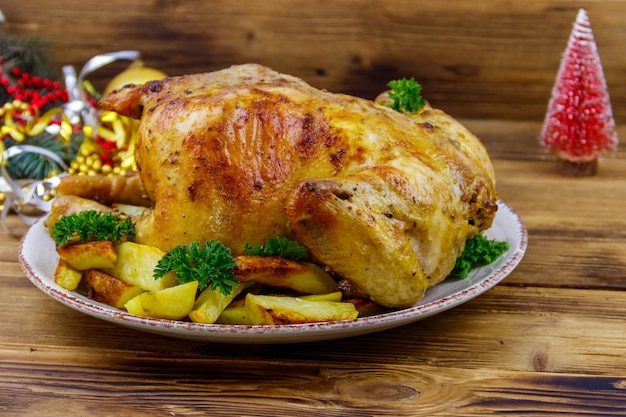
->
[2,286,626,415]
[3,0,626,122]
[3,1,626,414]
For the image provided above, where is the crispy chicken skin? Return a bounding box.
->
[98,64,498,307]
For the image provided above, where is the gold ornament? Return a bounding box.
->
[104,63,167,94]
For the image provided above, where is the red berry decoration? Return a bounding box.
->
[539,9,618,176]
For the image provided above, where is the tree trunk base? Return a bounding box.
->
[557,157,598,177]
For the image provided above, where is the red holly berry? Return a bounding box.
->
[539,9,618,175]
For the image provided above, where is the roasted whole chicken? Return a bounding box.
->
[93,64,498,308]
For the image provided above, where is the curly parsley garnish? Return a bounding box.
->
[450,234,510,278]
[153,241,238,296]
[387,77,426,113]
[244,237,308,261]
[51,210,136,247]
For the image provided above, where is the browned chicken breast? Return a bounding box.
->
[98,64,498,307]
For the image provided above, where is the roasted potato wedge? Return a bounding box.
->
[189,283,249,324]
[85,269,145,309]
[216,291,344,325]
[57,240,117,270]
[216,305,250,325]
[245,293,358,325]
[104,241,177,292]
[234,255,337,294]
[53,259,83,290]
[300,291,343,302]
[124,281,199,320]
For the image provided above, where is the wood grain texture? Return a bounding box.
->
[2,3,626,414]
[3,0,626,122]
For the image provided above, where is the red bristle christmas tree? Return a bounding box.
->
[539,8,618,176]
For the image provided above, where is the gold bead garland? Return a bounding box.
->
[1,101,136,176]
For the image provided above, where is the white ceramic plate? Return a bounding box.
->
[19,201,527,344]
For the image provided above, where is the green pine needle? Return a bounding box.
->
[0,32,60,106]
[3,131,83,180]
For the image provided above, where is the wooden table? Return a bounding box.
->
[1,119,626,416]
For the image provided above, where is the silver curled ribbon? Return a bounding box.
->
[0,50,141,230]
[63,50,140,134]
[0,145,67,228]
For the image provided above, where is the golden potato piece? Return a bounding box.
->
[188,283,248,324]
[216,291,344,325]
[245,293,358,325]
[234,255,337,294]
[57,240,117,270]
[124,281,198,320]
[85,269,145,309]
[53,259,83,290]
[216,305,250,325]
[105,241,177,292]
[300,291,343,302]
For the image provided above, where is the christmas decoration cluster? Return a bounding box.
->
[0,32,164,225]
[0,42,130,175]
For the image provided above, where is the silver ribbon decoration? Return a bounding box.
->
[0,145,67,228]
[1,50,141,230]
[63,50,140,133]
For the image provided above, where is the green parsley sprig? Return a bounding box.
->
[450,234,510,278]
[244,237,308,261]
[153,241,238,296]
[50,210,136,247]
[387,77,426,113]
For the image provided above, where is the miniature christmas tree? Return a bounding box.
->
[539,9,618,176]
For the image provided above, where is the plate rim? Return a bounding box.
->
[18,200,527,343]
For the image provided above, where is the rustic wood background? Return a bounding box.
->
[3,0,626,123]
[3,2,626,414]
